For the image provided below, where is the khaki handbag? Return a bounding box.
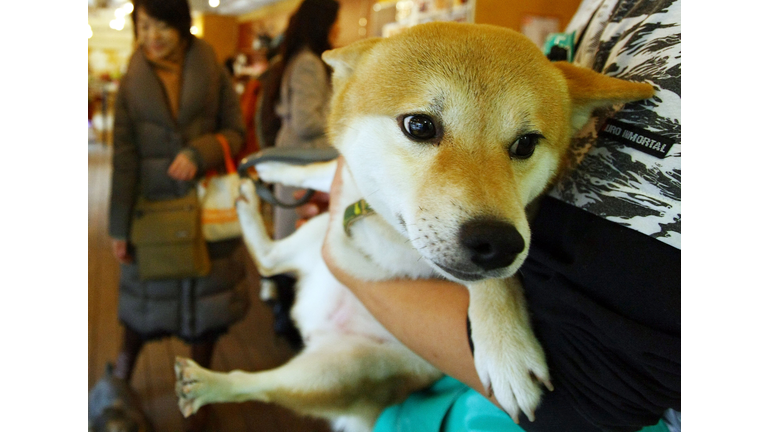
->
[130,189,211,281]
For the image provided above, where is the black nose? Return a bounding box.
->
[459,219,525,271]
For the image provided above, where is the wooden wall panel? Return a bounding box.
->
[202,14,240,63]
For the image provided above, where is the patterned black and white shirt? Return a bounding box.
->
[549,0,681,249]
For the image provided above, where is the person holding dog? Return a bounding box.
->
[107,0,249,429]
[304,0,681,431]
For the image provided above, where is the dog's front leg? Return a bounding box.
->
[236,180,327,277]
[255,159,337,193]
[467,276,550,423]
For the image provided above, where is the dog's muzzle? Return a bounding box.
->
[459,218,525,271]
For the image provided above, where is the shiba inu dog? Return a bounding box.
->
[175,22,654,432]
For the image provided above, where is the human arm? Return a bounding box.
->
[108,81,138,262]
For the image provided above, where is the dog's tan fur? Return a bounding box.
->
[175,22,653,432]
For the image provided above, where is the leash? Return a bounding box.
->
[238,147,339,208]
[237,148,376,234]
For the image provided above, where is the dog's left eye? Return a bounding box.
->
[401,115,437,141]
[508,134,542,159]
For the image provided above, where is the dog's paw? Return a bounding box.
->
[236,179,260,214]
[472,331,551,423]
[253,161,287,185]
[174,357,220,418]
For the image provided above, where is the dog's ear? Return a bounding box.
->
[322,37,383,83]
[553,61,655,132]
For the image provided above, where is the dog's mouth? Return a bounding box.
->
[416,217,527,282]
[433,263,484,282]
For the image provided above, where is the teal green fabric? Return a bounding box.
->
[374,376,670,432]
[373,377,468,432]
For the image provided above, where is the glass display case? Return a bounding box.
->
[369,0,475,38]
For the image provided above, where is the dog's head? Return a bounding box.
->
[323,22,654,282]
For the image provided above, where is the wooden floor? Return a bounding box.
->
[88,142,332,432]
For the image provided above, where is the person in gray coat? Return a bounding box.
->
[107,0,248,428]
[251,0,340,350]
[261,0,340,240]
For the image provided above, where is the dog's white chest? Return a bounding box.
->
[292,262,397,343]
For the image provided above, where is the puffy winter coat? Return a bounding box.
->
[109,37,249,342]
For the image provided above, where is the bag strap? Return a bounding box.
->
[215,134,237,174]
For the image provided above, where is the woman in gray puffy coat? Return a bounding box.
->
[107,0,248,427]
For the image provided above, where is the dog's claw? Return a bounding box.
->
[182,404,194,418]
[523,406,535,422]
[174,357,185,377]
[543,379,554,392]
[174,357,214,417]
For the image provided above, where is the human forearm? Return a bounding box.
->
[331,267,484,392]
[318,156,485,394]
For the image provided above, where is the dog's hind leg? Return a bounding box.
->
[236,179,329,277]
[175,335,440,426]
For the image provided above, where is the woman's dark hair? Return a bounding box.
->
[131,0,193,43]
[258,0,340,148]
[280,0,340,63]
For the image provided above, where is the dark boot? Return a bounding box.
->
[114,326,145,382]
[269,274,303,350]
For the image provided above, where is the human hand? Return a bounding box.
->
[294,189,330,229]
[112,239,133,264]
[167,152,198,181]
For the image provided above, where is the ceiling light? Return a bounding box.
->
[123,2,133,13]
[115,8,126,18]
[190,25,200,35]
[88,24,93,39]
[209,0,220,7]
[110,18,125,31]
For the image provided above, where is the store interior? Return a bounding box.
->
[88,0,583,430]
[87,0,583,145]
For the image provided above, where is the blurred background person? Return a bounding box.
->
[261,0,340,239]
[255,0,341,349]
[107,0,249,429]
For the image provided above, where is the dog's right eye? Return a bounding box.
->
[508,133,541,159]
[401,115,437,141]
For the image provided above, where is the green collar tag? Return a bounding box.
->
[343,199,375,236]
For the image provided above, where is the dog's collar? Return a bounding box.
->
[343,199,375,236]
